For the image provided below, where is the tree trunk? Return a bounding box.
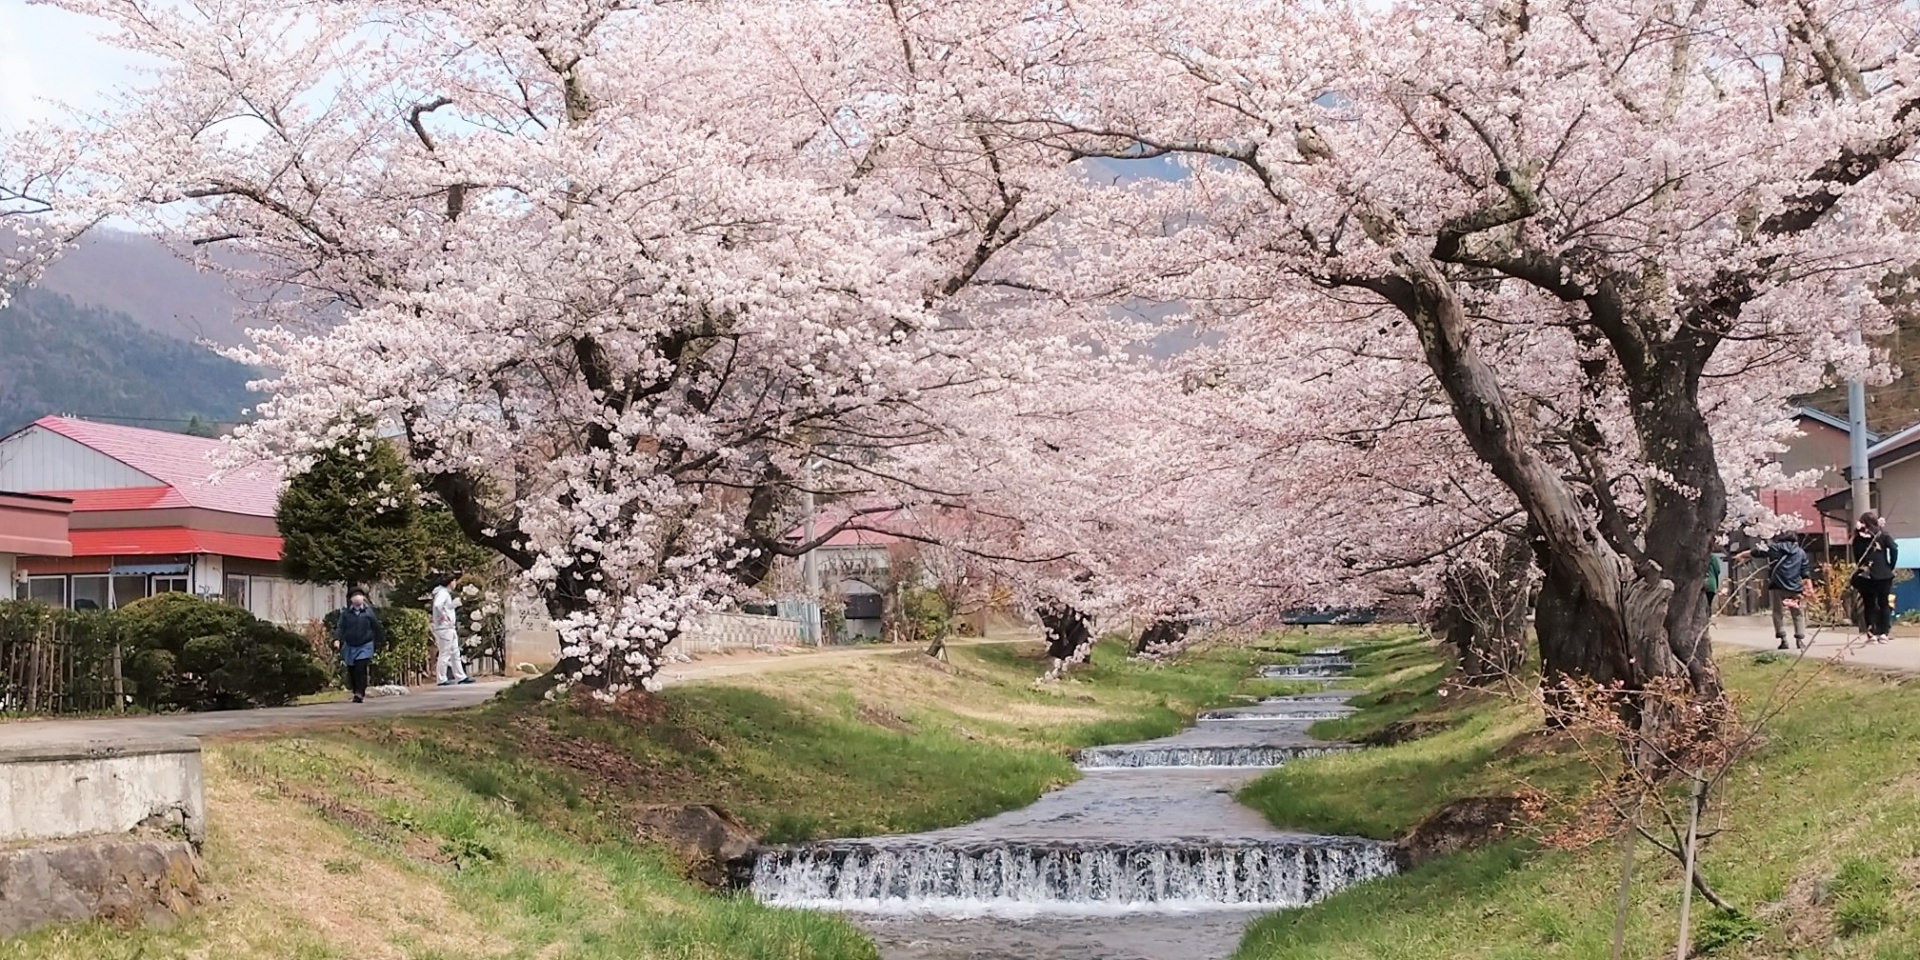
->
[1133,618,1189,656]
[1533,557,1624,723]
[1378,254,1721,731]
[1444,533,1533,685]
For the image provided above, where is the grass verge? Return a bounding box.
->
[1233,630,1920,960]
[5,637,1275,960]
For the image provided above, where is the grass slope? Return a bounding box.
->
[6,639,1279,960]
[1233,633,1920,960]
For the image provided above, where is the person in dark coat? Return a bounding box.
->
[1852,512,1899,645]
[333,588,387,703]
[1736,533,1810,650]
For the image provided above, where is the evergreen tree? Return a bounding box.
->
[277,438,424,588]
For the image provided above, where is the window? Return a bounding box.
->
[152,576,189,595]
[69,575,109,612]
[224,575,251,609]
[25,576,66,608]
[111,576,149,609]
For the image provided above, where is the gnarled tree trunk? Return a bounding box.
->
[1442,533,1533,686]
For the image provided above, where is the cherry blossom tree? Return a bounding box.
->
[9,0,1096,696]
[930,0,1917,721]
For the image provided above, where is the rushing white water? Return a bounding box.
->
[751,837,1398,914]
[1260,663,1352,679]
[1074,744,1352,769]
[1198,710,1350,721]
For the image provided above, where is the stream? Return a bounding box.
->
[750,650,1395,959]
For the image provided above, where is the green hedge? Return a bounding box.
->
[0,602,125,713]
[0,595,331,713]
[115,594,331,710]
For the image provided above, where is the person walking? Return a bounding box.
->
[1736,533,1810,650]
[1704,548,1726,625]
[1852,512,1899,645]
[430,572,474,686]
[334,588,387,703]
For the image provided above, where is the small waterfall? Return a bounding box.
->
[1299,654,1352,668]
[1199,709,1350,721]
[1075,744,1351,769]
[1260,664,1350,679]
[751,836,1398,914]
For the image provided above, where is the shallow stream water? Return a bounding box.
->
[751,652,1387,959]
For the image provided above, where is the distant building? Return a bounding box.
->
[1757,406,1879,547]
[0,416,342,622]
[0,492,72,596]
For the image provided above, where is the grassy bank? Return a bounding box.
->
[6,638,1278,960]
[1234,632,1920,960]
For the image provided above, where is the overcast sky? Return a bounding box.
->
[0,2,134,132]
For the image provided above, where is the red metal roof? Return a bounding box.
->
[1757,487,1851,546]
[35,486,189,511]
[30,417,282,518]
[66,528,283,561]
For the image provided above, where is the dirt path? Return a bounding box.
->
[0,637,1029,749]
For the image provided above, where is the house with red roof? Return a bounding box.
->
[0,416,343,621]
[0,492,73,598]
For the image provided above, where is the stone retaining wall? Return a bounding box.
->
[0,737,207,939]
[0,837,201,937]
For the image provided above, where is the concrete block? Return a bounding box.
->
[0,837,202,938]
[0,737,204,845]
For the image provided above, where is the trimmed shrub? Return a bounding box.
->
[117,594,330,710]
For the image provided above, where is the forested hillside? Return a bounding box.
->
[0,289,256,436]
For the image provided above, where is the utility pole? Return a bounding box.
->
[1849,326,1873,520]
[801,459,822,645]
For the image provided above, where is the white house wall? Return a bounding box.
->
[190,554,224,597]
[0,427,161,491]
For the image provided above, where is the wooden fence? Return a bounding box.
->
[0,611,126,716]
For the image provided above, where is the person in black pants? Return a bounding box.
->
[333,588,387,702]
[1852,512,1899,645]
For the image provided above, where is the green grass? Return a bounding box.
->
[1230,633,1920,960]
[5,636,1276,960]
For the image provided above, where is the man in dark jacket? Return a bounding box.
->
[1737,533,1810,650]
[333,588,387,703]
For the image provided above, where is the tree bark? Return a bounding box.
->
[1442,533,1533,685]
[1133,618,1189,656]
[1369,252,1720,730]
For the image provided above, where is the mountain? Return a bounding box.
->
[32,230,258,346]
[0,288,257,437]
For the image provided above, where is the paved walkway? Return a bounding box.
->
[1714,614,1920,672]
[0,641,996,748]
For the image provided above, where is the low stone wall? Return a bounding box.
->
[499,602,807,670]
[678,613,805,655]
[0,738,205,845]
[0,737,207,938]
[0,837,201,937]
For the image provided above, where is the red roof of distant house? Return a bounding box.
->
[29,416,281,518]
[66,528,283,561]
[1757,487,1850,546]
[36,486,189,511]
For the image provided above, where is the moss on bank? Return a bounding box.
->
[5,638,1275,960]
[1234,632,1920,960]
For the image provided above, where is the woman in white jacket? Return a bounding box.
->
[430,572,474,686]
